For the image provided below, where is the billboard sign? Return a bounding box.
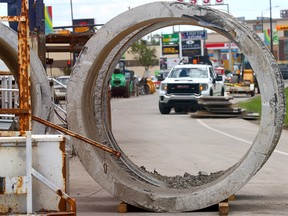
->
[162,45,180,55]
[181,40,201,49]
[202,0,211,6]
[182,49,202,57]
[181,30,207,40]
[73,18,95,33]
[215,0,224,4]
[162,33,179,45]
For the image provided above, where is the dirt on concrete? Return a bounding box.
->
[141,166,225,189]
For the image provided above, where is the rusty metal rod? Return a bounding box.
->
[32,115,121,158]
[0,108,29,114]
[18,0,31,134]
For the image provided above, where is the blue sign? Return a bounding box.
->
[181,30,207,40]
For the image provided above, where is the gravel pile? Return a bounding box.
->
[141,167,225,189]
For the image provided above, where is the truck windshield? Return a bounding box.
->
[169,68,208,78]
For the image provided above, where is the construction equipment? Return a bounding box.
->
[138,76,156,95]
[110,60,136,98]
[225,54,256,96]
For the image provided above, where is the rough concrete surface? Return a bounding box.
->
[67,92,288,215]
[69,140,288,215]
[67,1,285,212]
[0,22,52,133]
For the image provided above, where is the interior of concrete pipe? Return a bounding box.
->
[0,22,52,133]
[67,2,285,212]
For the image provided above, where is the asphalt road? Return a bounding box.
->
[69,91,288,215]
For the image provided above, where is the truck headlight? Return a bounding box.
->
[160,83,167,91]
[200,84,208,91]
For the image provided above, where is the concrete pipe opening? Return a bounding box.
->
[0,22,52,133]
[67,2,285,212]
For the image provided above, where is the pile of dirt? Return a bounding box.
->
[141,167,225,189]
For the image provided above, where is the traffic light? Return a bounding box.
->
[67,60,71,67]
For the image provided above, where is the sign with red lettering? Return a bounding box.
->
[202,0,211,5]
[215,0,224,5]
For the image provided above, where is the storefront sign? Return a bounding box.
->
[181,40,201,49]
[162,45,180,55]
[182,49,202,57]
[181,30,207,40]
[189,0,224,5]
[162,33,179,45]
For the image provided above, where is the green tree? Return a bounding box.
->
[128,39,156,71]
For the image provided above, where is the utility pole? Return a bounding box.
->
[269,0,273,53]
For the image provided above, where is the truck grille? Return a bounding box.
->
[167,83,200,94]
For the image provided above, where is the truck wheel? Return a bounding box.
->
[159,102,171,114]
[210,89,213,96]
[221,87,225,96]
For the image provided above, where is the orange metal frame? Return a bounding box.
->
[0,0,31,135]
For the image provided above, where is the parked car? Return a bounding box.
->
[158,64,225,114]
[53,75,70,102]
[157,70,169,82]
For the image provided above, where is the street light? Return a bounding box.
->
[70,0,74,32]
[269,1,280,53]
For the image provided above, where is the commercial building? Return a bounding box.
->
[205,17,288,71]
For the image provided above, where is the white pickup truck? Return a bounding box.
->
[158,64,225,114]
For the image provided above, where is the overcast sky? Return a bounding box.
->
[39,0,287,27]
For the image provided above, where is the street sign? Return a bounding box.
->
[181,30,207,40]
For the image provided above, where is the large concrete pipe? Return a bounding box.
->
[0,22,52,133]
[67,2,286,212]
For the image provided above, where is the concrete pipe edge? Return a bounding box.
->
[67,2,286,212]
[0,22,52,133]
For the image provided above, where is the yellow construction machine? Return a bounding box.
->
[225,55,256,97]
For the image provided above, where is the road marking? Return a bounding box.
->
[197,119,288,157]
[274,150,288,157]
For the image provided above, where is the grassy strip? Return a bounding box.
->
[238,88,288,126]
